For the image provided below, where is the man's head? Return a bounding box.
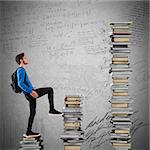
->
[15,53,29,65]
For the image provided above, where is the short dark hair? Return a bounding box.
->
[15,53,24,65]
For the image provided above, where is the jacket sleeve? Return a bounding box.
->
[17,68,33,94]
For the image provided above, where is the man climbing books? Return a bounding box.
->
[15,53,62,137]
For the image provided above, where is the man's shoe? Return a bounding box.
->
[24,130,40,138]
[49,109,62,115]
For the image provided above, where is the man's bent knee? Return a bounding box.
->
[48,87,53,93]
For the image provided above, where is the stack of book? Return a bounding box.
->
[61,95,84,150]
[109,22,133,150]
[19,134,43,150]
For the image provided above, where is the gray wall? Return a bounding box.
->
[0,2,3,149]
[0,1,149,150]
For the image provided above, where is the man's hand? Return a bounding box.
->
[30,90,38,98]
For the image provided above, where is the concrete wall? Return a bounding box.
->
[0,1,149,150]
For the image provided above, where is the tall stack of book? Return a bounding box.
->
[109,22,133,150]
[61,95,84,150]
[19,134,43,150]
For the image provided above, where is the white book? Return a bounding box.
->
[112,96,131,99]
[63,107,82,113]
[112,118,131,121]
[21,146,41,148]
[110,64,130,68]
[112,89,128,92]
[111,111,133,115]
[111,85,128,90]
[60,134,84,139]
[110,34,132,38]
[111,134,131,138]
[112,42,131,45]
[63,107,82,110]
[111,100,133,104]
[110,68,132,72]
[110,50,131,54]
[112,72,131,77]
[112,122,132,125]
[111,47,131,50]
[110,140,129,144]
[111,107,132,111]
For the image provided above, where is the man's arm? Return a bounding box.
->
[17,68,33,94]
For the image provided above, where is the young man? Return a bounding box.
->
[15,53,61,137]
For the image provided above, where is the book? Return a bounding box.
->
[111,117,131,124]
[63,139,84,143]
[65,101,81,105]
[60,134,84,140]
[64,145,81,150]
[110,49,131,54]
[112,37,130,42]
[111,26,129,29]
[61,95,84,148]
[113,54,128,57]
[112,61,129,65]
[111,85,128,90]
[113,129,130,134]
[64,142,83,146]
[112,92,128,96]
[112,42,131,45]
[65,96,81,101]
[110,67,132,72]
[64,117,82,121]
[62,114,83,118]
[110,64,129,68]
[113,77,128,83]
[20,135,43,150]
[112,57,128,62]
[64,122,81,127]
[113,28,129,33]
[111,101,132,105]
[111,107,132,111]
[111,47,131,50]
[66,104,80,108]
[111,111,133,117]
[110,34,131,38]
[112,103,128,108]
[112,142,131,148]
[112,74,131,79]
[110,139,130,144]
[19,141,40,144]
[111,133,131,138]
[113,89,128,93]
[63,107,82,113]
[112,96,131,101]
[110,21,132,26]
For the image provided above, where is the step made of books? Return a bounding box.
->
[61,96,84,150]
[109,22,133,150]
[19,135,44,150]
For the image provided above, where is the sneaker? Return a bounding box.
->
[49,109,62,115]
[24,130,40,138]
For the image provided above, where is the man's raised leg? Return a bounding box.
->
[35,87,62,114]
